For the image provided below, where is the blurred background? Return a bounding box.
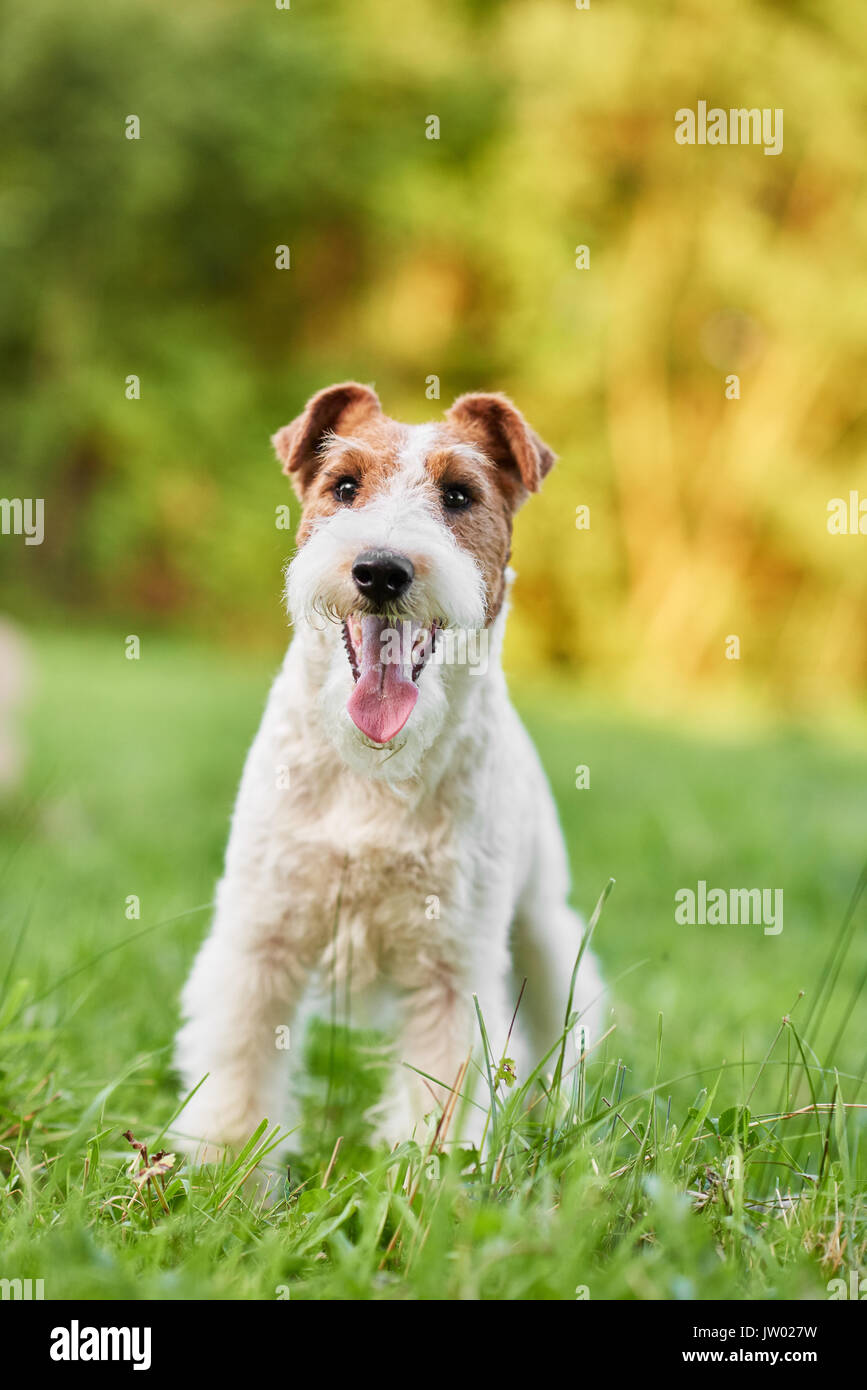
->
[2,0,866,714]
[0,6,866,1301]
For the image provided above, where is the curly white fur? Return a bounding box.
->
[175,425,605,1158]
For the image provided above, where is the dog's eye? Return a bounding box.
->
[442,484,472,511]
[334,477,359,505]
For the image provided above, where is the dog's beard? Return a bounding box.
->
[286,517,487,749]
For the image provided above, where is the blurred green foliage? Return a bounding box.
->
[2,0,866,709]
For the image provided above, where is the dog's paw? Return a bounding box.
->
[171,1129,233,1168]
[369,1091,426,1151]
[171,1095,271,1169]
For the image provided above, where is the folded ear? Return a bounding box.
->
[272,382,381,492]
[446,392,556,494]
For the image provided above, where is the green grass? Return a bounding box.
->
[1,628,865,1300]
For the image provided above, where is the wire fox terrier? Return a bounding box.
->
[175,382,604,1155]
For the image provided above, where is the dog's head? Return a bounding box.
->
[274,382,555,776]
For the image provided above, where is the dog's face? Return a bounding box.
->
[274,383,555,777]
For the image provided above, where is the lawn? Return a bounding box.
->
[1,628,865,1299]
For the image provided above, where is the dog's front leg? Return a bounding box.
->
[387,973,511,1149]
[174,895,307,1163]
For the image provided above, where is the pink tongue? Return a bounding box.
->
[347,616,419,743]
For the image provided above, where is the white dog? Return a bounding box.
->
[175,383,604,1156]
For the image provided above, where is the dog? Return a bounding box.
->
[175,383,604,1157]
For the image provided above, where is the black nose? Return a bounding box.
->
[351,549,415,607]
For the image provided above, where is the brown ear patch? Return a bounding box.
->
[446,392,556,495]
[272,382,381,493]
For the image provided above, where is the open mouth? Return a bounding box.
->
[341,615,441,744]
